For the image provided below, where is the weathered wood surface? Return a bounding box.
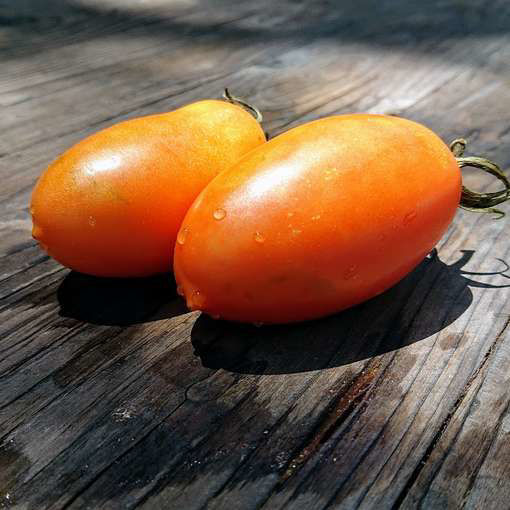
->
[1,1,510,508]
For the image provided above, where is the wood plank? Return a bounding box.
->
[1,0,510,508]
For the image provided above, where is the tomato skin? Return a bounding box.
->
[30,100,265,277]
[174,114,462,324]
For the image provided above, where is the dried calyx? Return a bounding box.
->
[451,138,510,219]
[222,88,263,123]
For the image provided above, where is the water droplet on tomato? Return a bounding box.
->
[88,216,96,227]
[32,225,43,240]
[343,265,358,280]
[287,212,294,218]
[188,290,205,311]
[213,208,226,221]
[177,228,188,245]
[254,232,265,243]
[403,211,417,225]
[311,214,321,221]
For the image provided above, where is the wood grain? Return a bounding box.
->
[1,0,510,508]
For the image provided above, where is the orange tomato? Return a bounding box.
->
[174,114,462,324]
[30,99,265,277]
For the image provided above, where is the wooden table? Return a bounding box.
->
[2,1,510,508]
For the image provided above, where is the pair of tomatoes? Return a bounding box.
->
[31,94,464,324]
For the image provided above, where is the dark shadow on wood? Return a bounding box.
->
[57,271,187,326]
[191,250,510,375]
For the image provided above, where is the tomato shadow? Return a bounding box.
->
[57,271,188,326]
[191,249,510,375]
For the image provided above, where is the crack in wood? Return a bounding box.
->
[460,395,510,508]
[391,314,510,509]
[278,361,380,486]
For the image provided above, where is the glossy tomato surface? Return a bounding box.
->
[31,100,265,277]
[174,114,462,323]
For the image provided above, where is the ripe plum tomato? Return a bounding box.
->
[174,114,464,324]
[31,99,266,277]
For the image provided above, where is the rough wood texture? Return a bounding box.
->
[1,1,510,508]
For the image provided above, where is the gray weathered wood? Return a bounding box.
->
[1,0,510,508]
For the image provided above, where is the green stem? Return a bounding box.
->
[222,88,263,123]
[450,138,510,219]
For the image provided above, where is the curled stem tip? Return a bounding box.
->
[222,88,263,123]
[450,138,510,219]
